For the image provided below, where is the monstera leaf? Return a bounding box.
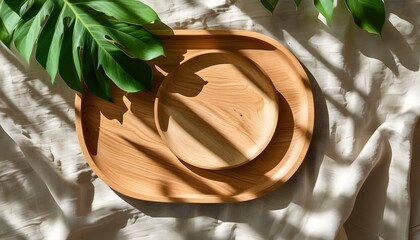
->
[314,0,334,24]
[0,0,164,101]
[260,0,279,12]
[345,0,385,35]
[260,0,385,35]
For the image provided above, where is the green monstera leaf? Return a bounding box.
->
[345,0,385,35]
[0,0,164,101]
[314,0,334,24]
[0,1,20,45]
[260,0,279,12]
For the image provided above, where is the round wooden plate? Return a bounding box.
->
[75,30,314,203]
[154,50,279,170]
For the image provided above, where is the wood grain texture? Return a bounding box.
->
[75,30,314,203]
[154,50,279,170]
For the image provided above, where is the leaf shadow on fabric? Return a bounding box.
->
[343,136,392,239]
[409,119,420,238]
[0,217,26,240]
[0,126,56,240]
[385,0,420,36]
[67,210,131,240]
[343,18,419,76]
[342,0,419,75]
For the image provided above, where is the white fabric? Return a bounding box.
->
[1,0,419,239]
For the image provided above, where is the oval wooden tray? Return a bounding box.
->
[75,30,314,203]
[154,50,279,170]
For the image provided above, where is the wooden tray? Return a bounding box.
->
[75,30,314,203]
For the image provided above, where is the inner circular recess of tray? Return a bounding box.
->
[154,50,279,170]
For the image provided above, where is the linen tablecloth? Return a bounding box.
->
[1,0,419,239]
